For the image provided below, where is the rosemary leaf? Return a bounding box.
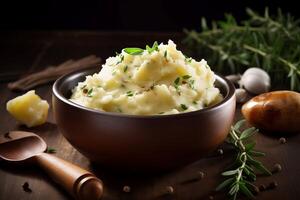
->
[239,182,255,199]
[233,119,246,131]
[222,169,239,176]
[248,150,266,157]
[216,177,235,191]
[240,127,258,140]
[245,142,256,151]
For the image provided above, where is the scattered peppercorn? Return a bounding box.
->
[268,181,278,189]
[82,88,88,94]
[4,132,12,139]
[272,163,282,173]
[181,171,205,184]
[252,185,260,195]
[165,186,174,194]
[123,185,131,193]
[22,182,32,193]
[197,171,205,179]
[217,148,224,155]
[279,137,286,144]
[259,184,266,192]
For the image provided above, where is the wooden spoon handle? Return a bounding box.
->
[34,153,103,200]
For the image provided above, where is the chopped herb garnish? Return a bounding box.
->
[158,112,165,114]
[181,104,188,110]
[117,108,122,113]
[174,77,180,85]
[182,75,192,79]
[45,147,56,154]
[184,56,192,63]
[124,48,144,55]
[174,77,181,95]
[4,132,11,139]
[121,84,126,88]
[116,54,124,65]
[126,91,134,97]
[87,88,93,97]
[112,71,116,75]
[124,65,128,72]
[146,41,159,53]
[80,85,87,89]
[188,79,195,89]
[164,50,168,59]
[193,101,197,105]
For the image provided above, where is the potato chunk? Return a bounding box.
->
[6,90,49,127]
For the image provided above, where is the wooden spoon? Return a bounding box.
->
[0,131,103,200]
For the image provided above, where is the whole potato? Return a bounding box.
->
[242,90,300,133]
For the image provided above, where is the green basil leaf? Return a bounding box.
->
[123,48,144,55]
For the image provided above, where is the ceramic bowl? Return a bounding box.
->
[52,68,235,171]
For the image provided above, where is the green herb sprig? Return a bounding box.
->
[216,120,271,200]
[183,7,300,91]
[126,91,134,97]
[146,41,159,53]
[87,88,93,97]
[123,41,159,55]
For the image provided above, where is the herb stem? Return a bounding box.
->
[244,44,300,76]
[230,129,245,151]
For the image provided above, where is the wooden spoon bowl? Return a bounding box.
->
[0,131,103,200]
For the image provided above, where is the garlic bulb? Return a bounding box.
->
[240,68,270,95]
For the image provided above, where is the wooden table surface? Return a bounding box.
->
[0,31,299,200]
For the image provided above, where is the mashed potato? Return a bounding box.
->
[70,40,222,115]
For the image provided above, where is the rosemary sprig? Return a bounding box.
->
[183,7,300,91]
[216,120,271,200]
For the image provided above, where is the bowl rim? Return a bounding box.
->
[52,68,235,119]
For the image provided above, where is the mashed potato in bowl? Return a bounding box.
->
[70,40,222,115]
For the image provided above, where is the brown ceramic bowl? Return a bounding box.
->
[52,68,236,171]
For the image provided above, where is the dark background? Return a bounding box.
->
[0,0,298,31]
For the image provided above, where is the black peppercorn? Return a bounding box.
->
[279,137,286,144]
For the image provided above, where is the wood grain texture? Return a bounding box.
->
[0,31,299,200]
